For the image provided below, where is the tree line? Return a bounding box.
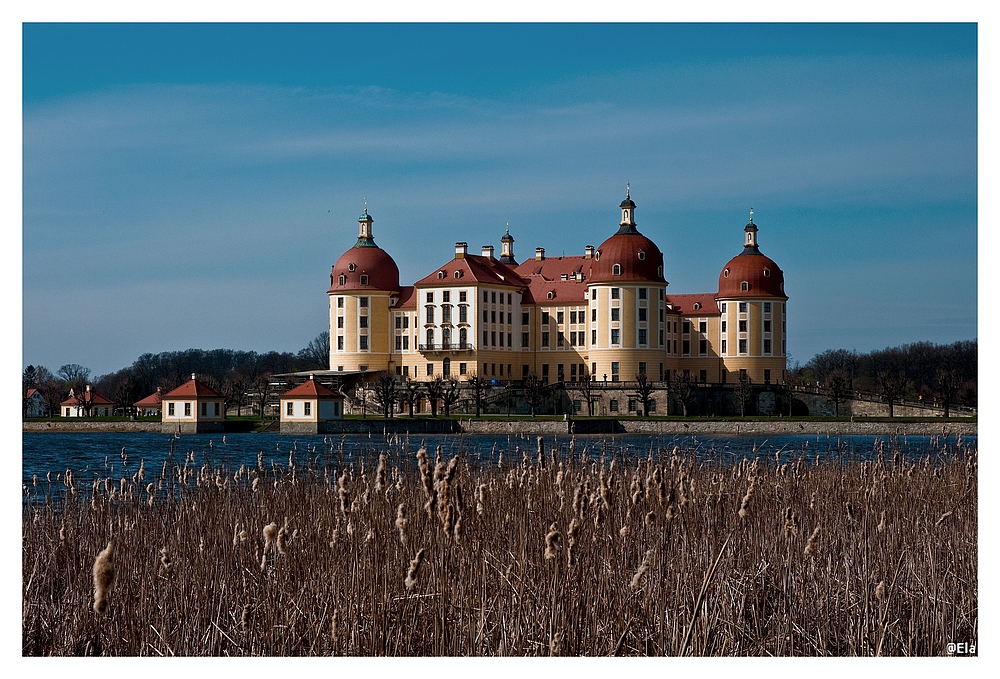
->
[790,340,976,417]
[23,333,330,418]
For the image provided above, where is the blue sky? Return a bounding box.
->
[21,22,977,378]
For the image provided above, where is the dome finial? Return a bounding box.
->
[749,206,754,224]
[626,181,630,199]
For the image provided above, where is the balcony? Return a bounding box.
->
[418,342,475,353]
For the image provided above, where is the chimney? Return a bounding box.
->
[535,247,545,261]
[481,245,494,259]
[455,242,468,258]
[561,273,568,281]
[584,245,595,259]
[191,373,197,381]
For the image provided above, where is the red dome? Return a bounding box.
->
[329,246,400,293]
[589,231,665,284]
[718,252,786,298]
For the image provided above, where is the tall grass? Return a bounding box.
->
[22,440,977,656]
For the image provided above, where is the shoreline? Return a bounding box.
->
[23,419,977,437]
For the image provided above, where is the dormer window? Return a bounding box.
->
[724,268,730,277]
[360,275,369,285]
[657,265,663,277]
[741,281,749,292]
[454,270,462,279]
[613,263,622,276]
[693,302,701,310]
[764,268,771,277]
[338,274,346,286]
[547,291,554,300]
[437,271,446,279]
[348,263,356,272]
[637,251,646,260]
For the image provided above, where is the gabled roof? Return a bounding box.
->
[514,255,592,304]
[414,254,528,288]
[393,285,416,309]
[666,293,721,316]
[162,377,223,399]
[134,391,163,408]
[61,389,114,406]
[281,378,343,398]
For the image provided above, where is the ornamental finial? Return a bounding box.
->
[626,181,630,199]
[749,207,754,224]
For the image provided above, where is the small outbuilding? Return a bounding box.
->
[161,374,225,433]
[61,385,114,417]
[134,388,163,417]
[279,374,345,434]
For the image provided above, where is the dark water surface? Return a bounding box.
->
[22,431,975,487]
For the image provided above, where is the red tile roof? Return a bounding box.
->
[666,293,721,316]
[514,255,591,304]
[134,391,163,408]
[61,389,114,406]
[162,377,222,399]
[281,378,343,398]
[393,285,416,309]
[414,254,528,288]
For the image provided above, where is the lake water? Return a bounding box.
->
[21,431,975,488]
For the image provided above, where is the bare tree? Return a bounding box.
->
[441,377,462,417]
[934,365,961,418]
[523,374,543,417]
[22,365,38,418]
[57,364,91,389]
[734,371,753,417]
[574,370,598,416]
[424,377,445,418]
[673,371,695,416]
[298,331,330,370]
[824,368,850,418]
[222,372,250,416]
[399,378,422,417]
[633,372,655,417]
[372,373,397,418]
[467,373,489,417]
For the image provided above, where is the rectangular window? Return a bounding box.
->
[573,400,581,413]
[523,364,530,377]
[683,320,690,334]
[592,329,597,344]
[638,329,647,345]
[659,329,664,345]
[611,288,620,299]
[764,339,772,354]
[611,308,620,321]
[507,293,512,304]
[557,311,565,324]
[507,333,512,346]
[739,339,748,354]
[426,292,434,303]
[682,339,690,354]
[460,362,467,374]
[557,364,565,381]
[484,330,489,346]
[764,320,771,332]
[542,332,550,347]
[629,399,637,412]
[542,364,549,378]
[499,331,504,347]
[402,365,409,377]
[336,317,344,329]
[337,297,344,308]
[638,308,646,321]
[556,332,565,347]
[699,321,707,333]
[492,292,497,303]
[721,303,727,313]
[483,310,489,323]
[739,320,747,332]
[592,308,597,322]
[491,310,496,323]
[522,332,529,347]
[395,316,401,329]
[699,339,707,354]
[459,306,467,322]
[360,297,368,308]
[491,331,496,346]
[611,329,619,344]
[201,402,207,416]
[459,291,467,302]
[304,402,311,416]
[214,402,220,416]
[700,370,707,383]
[483,291,489,302]
[638,288,647,299]
[570,311,577,323]
[396,336,402,350]
[721,320,727,332]
[721,339,727,353]
[442,291,450,303]
[403,316,409,329]
[764,302,771,312]
[337,336,344,350]
[403,336,409,349]
[360,336,368,350]
[287,402,294,416]
[638,362,646,375]
[184,403,191,416]
[542,312,550,325]
[168,403,175,416]
[442,306,451,323]
[522,312,529,325]
[610,399,619,412]
[360,316,368,328]
[427,363,434,376]
[764,369,771,384]
[739,302,747,312]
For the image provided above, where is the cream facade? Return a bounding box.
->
[327,191,787,389]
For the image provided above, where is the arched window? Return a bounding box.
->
[360,275,368,285]
[724,268,730,277]
[657,265,663,277]
[763,268,771,277]
[613,263,622,276]
[348,263,356,272]
[443,358,451,376]
[426,329,434,348]
[454,270,461,278]
[741,281,749,292]
[338,274,346,286]
[693,302,701,310]
[637,251,646,260]
[442,327,451,347]
[459,327,468,347]
[547,291,554,300]
[438,271,446,279]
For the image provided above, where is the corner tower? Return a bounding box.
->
[328,205,401,372]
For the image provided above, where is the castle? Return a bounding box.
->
[327,188,787,396]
